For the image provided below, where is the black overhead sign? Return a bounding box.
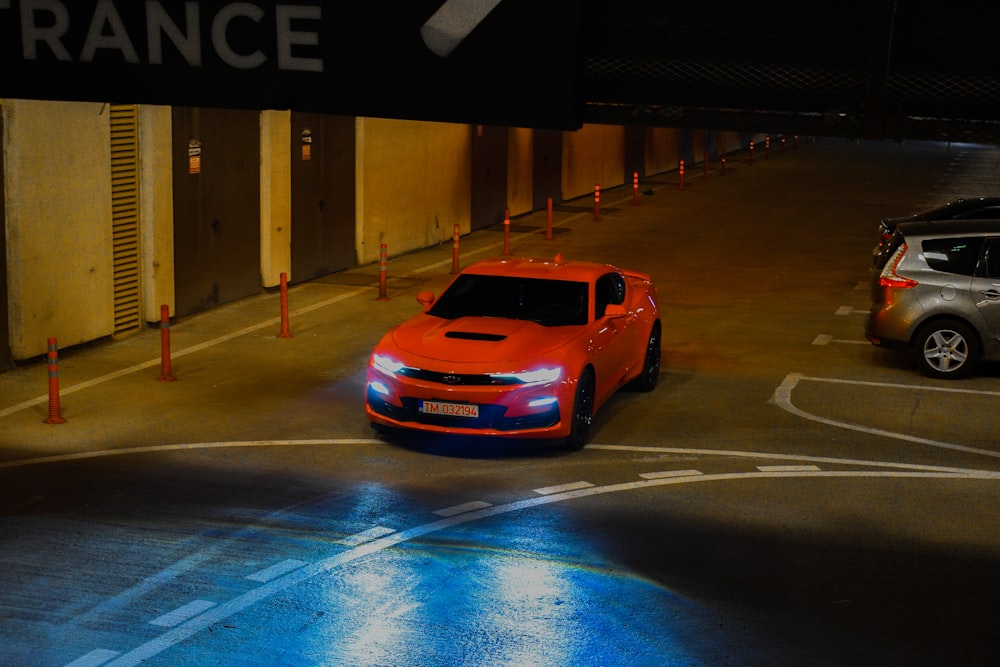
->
[0,0,582,129]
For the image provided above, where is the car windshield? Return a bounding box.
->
[428,274,589,326]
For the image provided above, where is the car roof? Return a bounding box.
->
[885,197,1000,225]
[896,218,1000,238]
[460,256,619,282]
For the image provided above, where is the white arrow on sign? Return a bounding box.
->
[421,0,504,57]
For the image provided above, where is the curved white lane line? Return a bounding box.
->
[771,373,1000,459]
[100,466,997,666]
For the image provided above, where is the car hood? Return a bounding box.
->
[389,315,579,365]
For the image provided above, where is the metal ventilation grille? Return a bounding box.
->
[109,105,141,338]
[887,70,1000,119]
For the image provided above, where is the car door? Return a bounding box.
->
[972,237,1000,340]
[590,272,640,404]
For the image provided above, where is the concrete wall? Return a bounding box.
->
[3,100,113,359]
[563,124,627,200]
[356,118,471,266]
[259,110,292,288]
[507,128,534,217]
[138,105,176,320]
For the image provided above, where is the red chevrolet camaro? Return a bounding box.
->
[365,255,661,449]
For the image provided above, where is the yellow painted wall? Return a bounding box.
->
[138,105,175,321]
[356,118,471,265]
[507,127,533,216]
[3,100,113,359]
[563,124,626,200]
[645,127,682,175]
[259,110,291,287]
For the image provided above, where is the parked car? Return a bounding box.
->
[865,214,1000,378]
[872,197,1000,269]
[366,255,661,449]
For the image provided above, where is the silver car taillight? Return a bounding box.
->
[878,243,919,288]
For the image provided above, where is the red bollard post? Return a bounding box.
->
[278,272,293,338]
[632,170,639,206]
[377,243,388,301]
[765,136,771,159]
[502,209,511,256]
[158,304,176,382]
[44,337,66,424]
[794,135,799,149]
[749,140,755,165]
[593,184,600,221]
[545,197,554,240]
[678,160,685,190]
[780,136,786,153]
[720,149,727,176]
[451,224,461,273]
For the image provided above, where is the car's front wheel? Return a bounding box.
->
[565,368,595,451]
[913,319,980,379]
[630,321,661,392]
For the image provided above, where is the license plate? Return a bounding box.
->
[420,400,479,418]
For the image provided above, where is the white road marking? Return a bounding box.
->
[835,306,866,316]
[638,469,703,479]
[533,481,594,495]
[434,500,493,517]
[813,334,869,345]
[246,559,307,583]
[758,465,821,472]
[340,525,397,547]
[150,599,217,628]
[771,372,1000,459]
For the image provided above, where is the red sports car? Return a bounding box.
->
[365,255,661,449]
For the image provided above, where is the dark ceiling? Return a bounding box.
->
[579,1,1000,144]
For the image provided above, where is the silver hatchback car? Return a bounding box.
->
[866,216,1000,378]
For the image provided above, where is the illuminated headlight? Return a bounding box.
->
[490,367,562,384]
[528,396,558,408]
[372,354,406,375]
[369,380,391,396]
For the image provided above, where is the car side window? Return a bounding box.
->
[981,239,1000,279]
[921,237,984,276]
[595,272,626,318]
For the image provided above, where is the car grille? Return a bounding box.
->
[397,368,520,386]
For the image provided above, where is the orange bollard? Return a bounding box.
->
[278,272,293,338]
[451,224,461,273]
[749,140,755,165]
[502,209,511,256]
[632,170,639,206]
[377,243,388,301]
[545,197,554,240]
[593,184,600,221]
[765,136,771,159]
[678,160,684,190]
[721,149,727,176]
[44,337,66,424]
[158,304,176,382]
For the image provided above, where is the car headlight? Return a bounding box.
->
[372,354,406,375]
[489,367,562,384]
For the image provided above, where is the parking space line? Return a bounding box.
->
[533,481,594,495]
[771,372,1000,459]
[247,559,307,583]
[434,500,493,517]
[340,526,397,547]
[638,470,703,479]
[63,649,121,667]
[758,465,821,472]
[150,600,217,628]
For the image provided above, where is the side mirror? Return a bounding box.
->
[604,303,627,318]
[417,291,436,311]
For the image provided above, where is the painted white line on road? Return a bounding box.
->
[150,599,217,628]
[771,372,1000,459]
[340,526,396,547]
[434,500,493,517]
[758,465,821,472]
[639,470,703,480]
[835,306,867,316]
[0,287,371,419]
[813,334,869,345]
[247,559,307,583]
[534,481,594,495]
[94,462,998,667]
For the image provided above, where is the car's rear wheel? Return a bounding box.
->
[631,321,661,392]
[913,319,980,379]
[565,368,595,451]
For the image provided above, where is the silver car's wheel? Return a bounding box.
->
[913,319,980,379]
